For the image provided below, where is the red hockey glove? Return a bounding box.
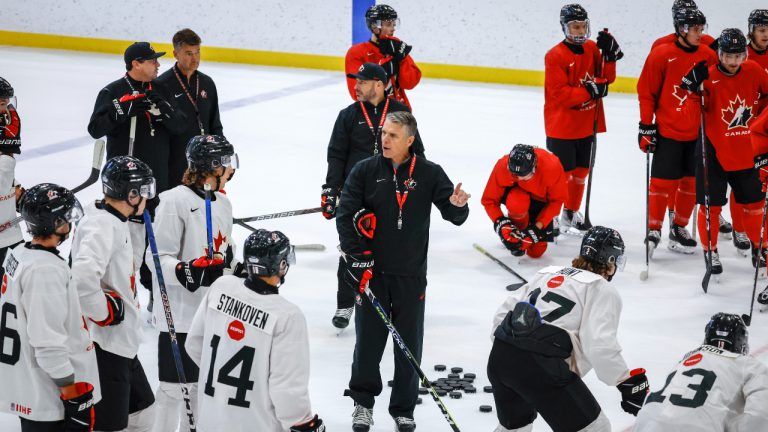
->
[175,254,226,293]
[342,251,374,293]
[353,208,377,240]
[0,105,21,152]
[638,122,657,153]
[91,291,124,327]
[290,414,326,432]
[321,186,339,219]
[60,382,95,432]
[617,368,649,416]
[755,153,768,192]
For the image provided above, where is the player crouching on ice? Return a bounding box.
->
[481,144,567,258]
[488,226,649,432]
[635,313,768,431]
[186,229,325,432]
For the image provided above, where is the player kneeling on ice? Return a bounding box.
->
[635,313,768,431]
[482,144,567,258]
[147,134,239,432]
[0,184,100,431]
[70,156,157,431]
[488,226,648,432]
[185,229,325,432]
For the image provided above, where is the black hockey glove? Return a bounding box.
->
[617,368,649,416]
[342,250,374,293]
[380,58,398,80]
[755,153,768,192]
[146,91,173,118]
[494,217,523,254]
[353,208,377,240]
[519,224,545,247]
[584,79,609,100]
[15,185,25,213]
[378,36,412,62]
[597,30,623,62]
[290,415,326,432]
[60,382,95,432]
[638,122,658,153]
[92,291,125,327]
[111,92,151,123]
[680,61,708,92]
[321,186,339,219]
[175,255,226,292]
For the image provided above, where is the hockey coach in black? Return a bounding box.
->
[336,111,470,431]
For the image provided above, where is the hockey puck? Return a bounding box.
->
[447,373,460,379]
[460,377,474,384]
[388,380,394,388]
[434,364,447,372]
[437,389,447,397]
[450,391,462,399]
[479,405,493,413]
[416,397,422,405]
[451,367,463,374]
[445,380,458,386]
[464,386,477,393]
[419,387,428,395]
[440,385,452,392]
[464,373,476,380]
[483,385,493,393]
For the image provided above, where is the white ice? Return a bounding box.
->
[1,46,767,432]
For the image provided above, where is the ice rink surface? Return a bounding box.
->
[1,46,767,431]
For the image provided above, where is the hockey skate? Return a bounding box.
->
[668,223,696,254]
[732,231,750,257]
[352,404,373,432]
[332,307,354,332]
[719,214,733,239]
[703,249,723,276]
[751,243,767,279]
[758,286,768,312]
[559,209,590,236]
[552,217,560,243]
[667,209,675,240]
[394,416,416,432]
[645,229,661,259]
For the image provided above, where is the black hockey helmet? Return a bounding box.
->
[749,9,768,35]
[365,4,399,32]
[673,8,706,34]
[0,77,13,99]
[507,144,537,177]
[243,229,296,278]
[671,0,697,15]
[560,4,590,44]
[186,135,238,173]
[101,156,156,201]
[19,183,82,238]
[704,313,748,355]
[718,28,748,54]
[580,226,626,270]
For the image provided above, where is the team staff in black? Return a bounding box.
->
[336,111,469,432]
[88,42,186,193]
[157,28,223,189]
[323,62,425,330]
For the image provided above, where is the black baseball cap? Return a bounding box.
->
[347,63,388,82]
[124,42,165,66]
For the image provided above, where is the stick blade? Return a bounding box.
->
[701,269,712,293]
[295,244,326,251]
[92,139,105,169]
[506,282,524,291]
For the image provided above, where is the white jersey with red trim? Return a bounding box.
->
[0,155,23,248]
[146,185,233,333]
[0,243,100,421]
[492,265,630,386]
[70,201,141,358]
[186,276,314,432]
[635,344,768,432]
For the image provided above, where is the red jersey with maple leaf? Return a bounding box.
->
[685,61,768,171]
[345,40,422,110]
[638,42,718,141]
[747,45,768,73]
[544,40,617,139]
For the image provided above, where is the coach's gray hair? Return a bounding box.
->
[386,111,418,138]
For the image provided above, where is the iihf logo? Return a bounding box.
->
[721,94,753,130]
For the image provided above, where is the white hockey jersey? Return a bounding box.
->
[147,185,233,333]
[493,265,630,386]
[186,276,315,432]
[0,155,23,248]
[635,344,768,432]
[70,201,141,359]
[0,243,100,421]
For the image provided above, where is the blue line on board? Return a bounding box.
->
[352,0,376,45]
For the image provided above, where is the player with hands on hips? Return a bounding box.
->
[488,226,648,432]
[70,156,157,431]
[0,183,101,432]
[185,229,325,432]
[147,134,238,432]
[635,313,768,431]
[482,144,567,257]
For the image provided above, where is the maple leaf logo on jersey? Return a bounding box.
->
[672,85,689,106]
[580,71,595,86]
[721,95,753,130]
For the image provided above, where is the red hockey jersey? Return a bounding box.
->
[751,103,768,156]
[345,40,422,110]
[544,40,616,140]
[685,61,768,171]
[481,148,567,227]
[638,42,717,141]
[748,45,768,73]
[651,33,717,51]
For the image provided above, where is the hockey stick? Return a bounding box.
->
[583,32,608,228]
[358,280,462,432]
[743,188,768,326]
[144,209,197,431]
[234,207,322,223]
[692,206,698,241]
[204,184,214,259]
[472,243,528,291]
[699,85,714,293]
[640,150,650,281]
[233,219,326,251]
[127,91,139,156]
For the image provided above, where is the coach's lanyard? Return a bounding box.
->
[359,98,390,155]
[393,155,416,230]
[173,66,204,135]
